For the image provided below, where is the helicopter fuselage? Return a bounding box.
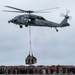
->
[8,14,70,32]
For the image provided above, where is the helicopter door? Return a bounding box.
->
[28,18,35,24]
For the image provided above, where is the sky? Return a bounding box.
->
[0,0,75,66]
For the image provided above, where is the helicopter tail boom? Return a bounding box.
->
[60,18,70,27]
[59,10,71,27]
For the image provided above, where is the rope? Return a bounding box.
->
[29,26,33,56]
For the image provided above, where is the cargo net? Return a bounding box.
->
[25,26,37,65]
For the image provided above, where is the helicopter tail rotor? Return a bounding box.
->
[60,10,71,20]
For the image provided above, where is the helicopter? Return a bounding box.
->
[3,6,71,32]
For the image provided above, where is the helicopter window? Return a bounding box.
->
[28,18,35,24]
[14,16,18,19]
[37,16,45,20]
[18,16,21,19]
[40,17,45,20]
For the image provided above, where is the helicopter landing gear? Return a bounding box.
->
[20,25,23,28]
[25,24,28,27]
[55,27,58,32]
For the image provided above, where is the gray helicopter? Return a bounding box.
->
[4,6,71,32]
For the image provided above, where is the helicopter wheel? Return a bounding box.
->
[25,24,28,27]
[20,25,23,28]
[56,29,58,32]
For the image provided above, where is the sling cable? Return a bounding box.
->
[25,26,37,65]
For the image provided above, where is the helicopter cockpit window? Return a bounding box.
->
[14,16,21,20]
[37,16,46,20]
[14,16,18,19]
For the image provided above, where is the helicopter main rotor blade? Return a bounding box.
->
[4,6,58,13]
[34,12,51,13]
[5,6,26,12]
[35,7,59,12]
[3,10,23,13]
[5,6,34,13]
[3,10,51,13]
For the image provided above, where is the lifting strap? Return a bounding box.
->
[29,26,33,56]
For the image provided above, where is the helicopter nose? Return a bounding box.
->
[8,19,13,23]
[8,20,11,23]
[8,19,17,23]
